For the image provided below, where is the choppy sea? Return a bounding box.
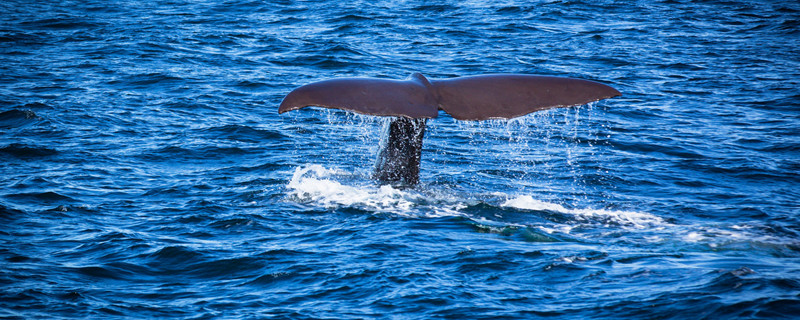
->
[2,0,799,319]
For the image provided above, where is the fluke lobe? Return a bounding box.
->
[279,73,620,187]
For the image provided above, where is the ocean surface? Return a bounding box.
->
[2,0,799,318]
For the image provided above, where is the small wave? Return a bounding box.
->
[3,191,75,202]
[0,144,58,158]
[200,124,288,143]
[246,272,293,286]
[326,14,373,23]
[20,18,105,30]
[107,72,185,89]
[0,203,26,219]
[502,195,664,229]
[413,4,457,13]
[232,80,273,91]
[0,109,41,129]
[71,265,126,280]
[139,144,254,162]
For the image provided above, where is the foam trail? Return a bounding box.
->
[502,195,664,229]
[286,166,663,227]
[285,169,794,249]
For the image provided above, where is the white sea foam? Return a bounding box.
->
[681,223,797,248]
[501,195,665,229]
[284,166,797,249]
[286,165,433,215]
[285,167,797,251]
[286,166,665,226]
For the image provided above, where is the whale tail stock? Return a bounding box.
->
[373,117,426,186]
[279,73,621,186]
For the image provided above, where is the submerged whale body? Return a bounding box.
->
[279,73,620,187]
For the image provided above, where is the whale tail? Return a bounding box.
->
[279,73,621,186]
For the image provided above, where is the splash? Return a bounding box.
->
[286,165,426,213]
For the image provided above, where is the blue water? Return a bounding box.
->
[2,0,799,318]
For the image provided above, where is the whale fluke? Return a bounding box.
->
[279,73,438,119]
[279,73,620,120]
[279,73,620,186]
[432,74,621,120]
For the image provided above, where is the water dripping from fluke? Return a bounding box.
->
[278,72,620,187]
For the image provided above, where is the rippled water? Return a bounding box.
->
[2,0,799,318]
